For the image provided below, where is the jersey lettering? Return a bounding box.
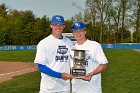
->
[55,55,68,61]
[83,60,88,67]
[57,46,68,54]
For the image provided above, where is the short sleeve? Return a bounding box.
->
[95,43,108,64]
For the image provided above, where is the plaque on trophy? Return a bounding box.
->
[71,49,87,78]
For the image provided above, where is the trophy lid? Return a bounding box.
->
[71,48,89,51]
[72,49,85,59]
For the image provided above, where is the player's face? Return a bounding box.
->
[50,24,65,36]
[72,29,86,41]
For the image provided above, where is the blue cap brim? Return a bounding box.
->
[51,22,64,24]
[71,28,86,32]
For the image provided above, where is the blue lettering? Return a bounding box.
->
[83,61,88,67]
[55,55,68,62]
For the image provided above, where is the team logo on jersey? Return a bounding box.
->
[83,60,88,67]
[57,46,68,54]
[56,46,69,62]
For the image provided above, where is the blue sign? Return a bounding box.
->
[102,44,140,49]
[0,44,140,50]
[0,45,36,50]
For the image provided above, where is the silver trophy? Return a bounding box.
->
[71,49,87,77]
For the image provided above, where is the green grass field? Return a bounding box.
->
[0,50,36,62]
[0,49,140,93]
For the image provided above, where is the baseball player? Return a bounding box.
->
[70,21,108,93]
[34,15,73,93]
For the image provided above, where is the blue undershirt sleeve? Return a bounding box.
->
[38,64,62,78]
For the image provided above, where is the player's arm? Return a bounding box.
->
[82,42,108,81]
[89,64,107,76]
[38,64,73,80]
[82,64,107,81]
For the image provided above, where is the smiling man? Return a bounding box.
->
[34,15,73,93]
[70,21,108,93]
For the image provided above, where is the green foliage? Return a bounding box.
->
[63,20,73,33]
[1,1,140,44]
[0,3,8,17]
[0,4,51,45]
[0,28,6,45]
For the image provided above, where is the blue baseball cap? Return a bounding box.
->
[51,15,65,24]
[71,21,86,31]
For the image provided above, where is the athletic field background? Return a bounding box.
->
[0,49,140,93]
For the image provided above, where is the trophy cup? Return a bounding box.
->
[71,49,87,77]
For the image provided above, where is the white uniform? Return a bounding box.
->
[71,39,108,93]
[34,35,73,93]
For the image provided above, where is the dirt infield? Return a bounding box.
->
[0,62,38,82]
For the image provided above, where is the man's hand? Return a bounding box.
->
[82,64,107,81]
[82,73,92,81]
[62,73,73,80]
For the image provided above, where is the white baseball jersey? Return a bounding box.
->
[71,39,108,93]
[34,34,73,93]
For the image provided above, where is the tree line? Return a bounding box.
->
[72,0,140,43]
[0,0,140,45]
